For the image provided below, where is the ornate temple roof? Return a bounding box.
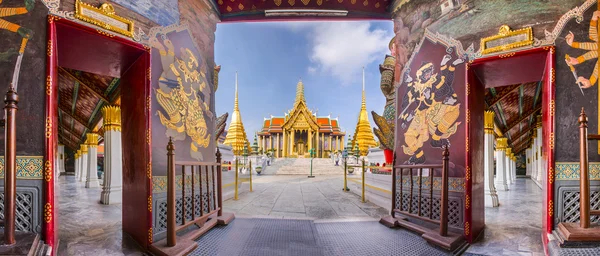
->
[57,67,121,150]
[351,68,377,156]
[484,81,542,154]
[223,72,250,155]
[258,79,345,136]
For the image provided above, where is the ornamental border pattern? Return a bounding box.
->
[0,157,44,179]
[398,176,465,193]
[555,162,600,181]
[152,174,213,194]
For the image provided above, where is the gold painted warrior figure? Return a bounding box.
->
[565,11,600,89]
[0,0,34,62]
[399,54,463,164]
[152,34,213,160]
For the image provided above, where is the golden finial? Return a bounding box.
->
[223,71,250,155]
[294,78,306,105]
[352,67,377,156]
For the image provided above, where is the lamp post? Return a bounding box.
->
[342,149,349,191]
[308,148,315,178]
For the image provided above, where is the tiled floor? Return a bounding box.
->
[223,175,389,220]
[192,218,451,256]
[56,175,146,256]
[465,178,544,256]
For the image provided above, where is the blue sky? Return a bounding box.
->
[215,21,394,142]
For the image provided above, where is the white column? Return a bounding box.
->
[79,145,88,182]
[505,148,513,185]
[525,148,531,177]
[536,122,543,182]
[59,145,66,174]
[495,138,509,191]
[85,134,100,188]
[512,156,517,183]
[484,111,499,206]
[74,151,80,179]
[101,106,123,204]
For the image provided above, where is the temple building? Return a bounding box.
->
[258,80,345,158]
[352,68,378,156]
[222,72,250,155]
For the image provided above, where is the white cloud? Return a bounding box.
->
[307,22,393,84]
[307,66,317,74]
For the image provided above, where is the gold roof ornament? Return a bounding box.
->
[506,147,512,156]
[496,137,507,151]
[223,72,250,155]
[102,105,121,132]
[352,67,377,156]
[484,111,495,134]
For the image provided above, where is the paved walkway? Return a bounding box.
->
[224,175,388,220]
[465,178,544,256]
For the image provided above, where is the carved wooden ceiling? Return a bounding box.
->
[210,0,391,21]
[57,67,120,150]
[485,81,542,155]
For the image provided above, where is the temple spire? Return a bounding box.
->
[294,79,306,105]
[352,66,377,156]
[223,71,250,155]
[234,72,239,111]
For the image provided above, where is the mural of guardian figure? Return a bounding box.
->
[399,54,463,164]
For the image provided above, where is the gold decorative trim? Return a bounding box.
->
[96,29,115,38]
[481,25,533,55]
[464,222,470,236]
[465,194,470,209]
[466,137,469,152]
[86,133,99,147]
[148,195,152,211]
[146,162,152,179]
[466,109,470,123]
[44,203,52,223]
[146,96,151,111]
[549,100,555,117]
[466,83,470,95]
[47,40,52,56]
[549,133,555,150]
[549,200,554,217]
[101,105,121,132]
[550,68,555,83]
[549,167,554,184]
[499,52,516,58]
[147,67,151,81]
[44,160,52,182]
[75,1,134,38]
[47,15,60,23]
[45,117,52,139]
[466,166,471,181]
[148,227,153,244]
[46,76,52,95]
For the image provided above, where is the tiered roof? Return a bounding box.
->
[258,79,345,136]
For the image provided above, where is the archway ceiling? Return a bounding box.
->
[485,81,542,155]
[211,0,391,21]
[57,67,121,150]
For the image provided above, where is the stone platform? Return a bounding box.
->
[274,158,343,175]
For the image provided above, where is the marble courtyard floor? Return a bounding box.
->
[56,176,145,256]
[223,175,389,220]
[465,178,544,256]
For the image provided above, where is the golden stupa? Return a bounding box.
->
[352,67,377,156]
[223,72,250,155]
